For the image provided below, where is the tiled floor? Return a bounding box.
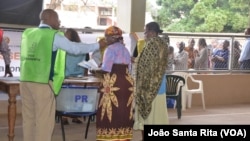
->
[1,103,250,141]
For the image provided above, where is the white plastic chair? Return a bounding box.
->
[172,72,205,110]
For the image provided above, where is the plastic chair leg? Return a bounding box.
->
[177,96,182,119]
[201,92,206,110]
[187,93,206,110]
[187,94,192,108]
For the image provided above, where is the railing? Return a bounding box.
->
[162,32,250,74]
[2,25,249,74]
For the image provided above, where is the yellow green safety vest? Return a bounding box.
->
[20,27,66,95]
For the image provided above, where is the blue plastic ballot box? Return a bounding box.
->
[56,85,99,112]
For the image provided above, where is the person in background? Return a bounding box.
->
[19,9,106,141]
[131,39,145,79]
[91,26,134,141]
[211,40,230,70]
[232,40,241,69]
[174,41,188,70]
[3,36,10,44]
[209,39,219,69]
[134,39,145,57]
[176,41,180,49]
[194,38,209,71]
[62,28,87,125]
[64,28,89,78]
[91,36,107,67]
[0,28,13,77]
[239,28,250,70]
[184,38,195,69]
[131,39,145,65]
[211,39,220,54]
[166,45,174,73]
[133,22,169,141]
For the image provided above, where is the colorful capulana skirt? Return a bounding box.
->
[96,64,134,141]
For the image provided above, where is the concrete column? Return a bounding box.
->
[117,0,146,33]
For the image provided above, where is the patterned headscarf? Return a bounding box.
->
[104,26,122,39]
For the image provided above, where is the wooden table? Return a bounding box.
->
[0,77,20,141]
[0,76,101,141]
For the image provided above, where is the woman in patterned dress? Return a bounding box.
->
[91,26,134,141]
[133,22,169,141]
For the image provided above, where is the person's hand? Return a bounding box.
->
[211,55,217,62]
[4,64,13,77]
[89,68,104,78]
[98,38,107,50]
[89,68,96,74]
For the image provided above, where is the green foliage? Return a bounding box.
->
[154,8,172,27]
[154,0,250,32]
[165,19,187,32]
[156,0,196,20]
[230,13,249,32]
[190,2,209,19]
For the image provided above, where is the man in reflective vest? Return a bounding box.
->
[20,9,106,141]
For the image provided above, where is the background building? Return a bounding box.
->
[44,0,116,29]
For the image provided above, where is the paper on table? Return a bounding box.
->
[78,59,99,69]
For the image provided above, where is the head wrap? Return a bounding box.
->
[105,26,122,39]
